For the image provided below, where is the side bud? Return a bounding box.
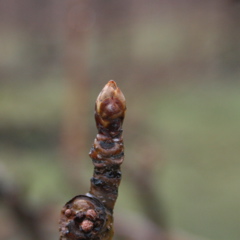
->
[59,195,113,240]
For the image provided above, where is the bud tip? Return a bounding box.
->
[96,80,126,120]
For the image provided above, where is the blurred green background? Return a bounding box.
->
[1,1,240,240]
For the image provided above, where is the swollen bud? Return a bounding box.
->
[96,80,126,120]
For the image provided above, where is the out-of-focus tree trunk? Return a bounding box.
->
[61,0,93,185]
[92,0,133,84]
[218,0,240,77]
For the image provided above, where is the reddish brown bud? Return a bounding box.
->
[81,220,94,232]
[86,209,97,220]
[64,209,72,217]
[96,80,126,121]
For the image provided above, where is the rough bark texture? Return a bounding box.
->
[59,81,126,240]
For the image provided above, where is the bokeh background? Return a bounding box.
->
[1,1,240,240]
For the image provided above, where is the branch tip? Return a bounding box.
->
[96,81,126,121]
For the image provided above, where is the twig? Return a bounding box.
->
[59,80,126,240]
